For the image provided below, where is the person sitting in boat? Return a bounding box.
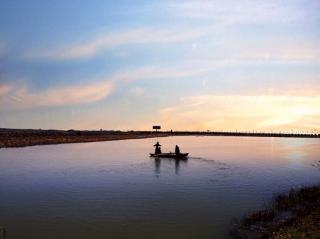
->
[154,142,162,154]
[175,145,180,155]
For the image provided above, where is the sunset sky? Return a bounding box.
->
[0,0,319,132]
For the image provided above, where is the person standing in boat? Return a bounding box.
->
[154,142,162,154]
[175,145,180,155]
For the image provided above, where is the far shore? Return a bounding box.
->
[0,128,319,148]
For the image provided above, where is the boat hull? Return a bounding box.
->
[149,153,189,159]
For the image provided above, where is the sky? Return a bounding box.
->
[0,0,319,132]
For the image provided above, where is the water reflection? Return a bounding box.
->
[153,157,188,176]
[0,136,319,239]
[154,158,161,177]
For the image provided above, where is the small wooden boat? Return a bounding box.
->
[149,153,189,159]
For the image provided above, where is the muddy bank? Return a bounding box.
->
[0,129,169,148]
[232,185,320,239]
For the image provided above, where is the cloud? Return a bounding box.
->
[2,49,319,111]
[165,0,307,24]
[3,41,320,111]
[110,64,210,82]
[109,48,319,85]
[159,94,320,132]
[0,81,113,109]
[0,84,10,95]
[231,42,320,63]
[25,25,216,60]
[0,62,208,110]
[191,43,198,51]
[21,0,319,64]
[130,87,145,96]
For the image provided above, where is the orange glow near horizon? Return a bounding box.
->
[155,95,320,133]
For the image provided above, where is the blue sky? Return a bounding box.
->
[0,0,319,131]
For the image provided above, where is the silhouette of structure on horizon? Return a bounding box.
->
[152,125,161,132]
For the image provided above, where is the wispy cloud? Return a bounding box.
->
[21,0,319,64]
[0,84,10,95]
[0,63,203,110]
[107,49,320,85]
[25,25,216,60]
[1,80,113,109]
[0,51,317,111]
[110,64,210,82]
[130,86,145,96]
[165,0,307,24]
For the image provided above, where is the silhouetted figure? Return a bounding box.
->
[175,145,180,155]
[154,142,162,154]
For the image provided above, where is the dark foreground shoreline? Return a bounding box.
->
[233,185,320,239]
[0,128,319,148]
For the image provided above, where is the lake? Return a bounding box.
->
[0,136,319,239]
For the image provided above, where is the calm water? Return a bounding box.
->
[0,136,319,239]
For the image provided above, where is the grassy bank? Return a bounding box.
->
[233,185,320,239]
[0,129,169,148]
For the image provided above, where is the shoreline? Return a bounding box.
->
[0,129,170,148]
[232,185,320,239]
[0,128,319,148]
